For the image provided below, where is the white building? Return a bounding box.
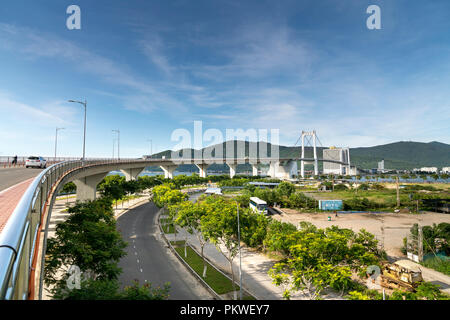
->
[378,160,385,171]
[418,167,439,173]
[441,167,450,174]
[323,147,352,175]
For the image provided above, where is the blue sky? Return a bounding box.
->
[0,0,449,158]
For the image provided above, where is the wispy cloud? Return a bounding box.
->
[0,23,187,115]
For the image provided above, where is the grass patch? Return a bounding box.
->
[170,240,186,247]
[162,224,177,234]
[421,257,450,276]
[174,246,240,295]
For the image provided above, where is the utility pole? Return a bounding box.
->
[396,176,400,208]
[418,225,423,262]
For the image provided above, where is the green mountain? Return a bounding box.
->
[148,140,450,171]
[349,141,450,170]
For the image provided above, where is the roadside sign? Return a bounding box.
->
[319,200,343,211]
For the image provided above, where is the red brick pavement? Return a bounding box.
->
[0,178,35,233]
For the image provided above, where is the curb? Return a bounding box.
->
[157,209,258,300]
[114,195,150,219]
[157,209,222,300]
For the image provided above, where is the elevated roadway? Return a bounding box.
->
[0,168,43,192]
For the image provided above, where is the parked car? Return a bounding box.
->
[25,156,47,169]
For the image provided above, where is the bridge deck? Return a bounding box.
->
[0,178,35,233]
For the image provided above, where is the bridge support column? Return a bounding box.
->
[252,165,259,176]
[73,172,108,201]
[228,164,237,179]
[268,161,297,179]
[268,161,277,179]
[120,167,145,181]
[280,160,298,179]
[195,164,208,178]
[160,165,177,179]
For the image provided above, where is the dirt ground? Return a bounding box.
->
[273,209,450,258]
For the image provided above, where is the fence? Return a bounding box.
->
[0,156,145,168]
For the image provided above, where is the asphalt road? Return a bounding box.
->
[117,201,214,300]
[0,167,43,192]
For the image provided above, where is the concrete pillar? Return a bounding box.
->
[195,164,208,178]
[73,172,109,202]
[228,164,237,178]
[279,160,298,179]
[252,165,259,176]
[160,165,177,179]
[268,161,277,178]
[120,167,145,181]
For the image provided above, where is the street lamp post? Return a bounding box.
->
[68,99,87,160]
[54,127,65,160]
[147,139,152,158]
[237,202,243,300]
[113,129,120,160]
[113,138,117,159]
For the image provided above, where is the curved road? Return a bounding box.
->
[117,201,214,300]
[0,167,43,192]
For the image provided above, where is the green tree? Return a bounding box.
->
[53,279,170,300]
[172,200,210,277]
[240,209,271,248]
[268,224,380,299]
[200,197,240,299]
[45,197,127,297]
[276,181,296,197]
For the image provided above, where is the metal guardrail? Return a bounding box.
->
[0,158,159,300]
[0,160,84,299]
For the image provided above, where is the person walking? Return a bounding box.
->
[12,155,18,166]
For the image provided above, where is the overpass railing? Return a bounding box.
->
[0,158,150,300]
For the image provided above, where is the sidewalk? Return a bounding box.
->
[162,215,342,300]
[0,178,35,233]
[43,194,151,299]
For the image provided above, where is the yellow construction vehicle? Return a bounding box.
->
[380,260,423,292]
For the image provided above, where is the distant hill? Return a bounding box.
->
[349,141,450,170]
[148,140,450,171]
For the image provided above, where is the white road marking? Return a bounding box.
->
[140,268,143,273]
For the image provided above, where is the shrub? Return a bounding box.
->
[343,197,377,211]
[333,184,348,191]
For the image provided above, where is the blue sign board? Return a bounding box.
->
[319,200,343,211]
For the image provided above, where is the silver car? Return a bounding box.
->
[25,156,47,169]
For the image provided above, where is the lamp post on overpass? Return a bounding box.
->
[68,99,87,160]
[147,139,152,158]
[112,138,117,159]
[113,129,120,160]
[54,127,65,160]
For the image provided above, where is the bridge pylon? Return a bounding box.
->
[300,130,319,178]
